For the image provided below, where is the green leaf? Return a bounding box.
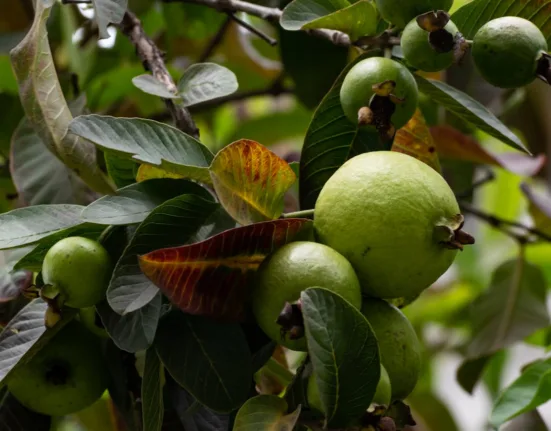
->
[104,152,136,188]
[70,115,214,183]
[456,355,491,395]
[96,294,162,353]
[452,0,551,43]
[468,258,550,358]
[414,75,529,153]
[82,179,208,225]
[407,392,459,431]
[280,0,350,31]
[142,348,164,431]
[9,0,115,195]
[177,63,238,107]
[132,74,179,99]
[92,0,127,39]
[14,223,105,272]
[0,205,84,249]
[298,50,384,209]
[233,395,301,431]
[491,357,551,427]
[301,287,380,428]
[107,192,218,315]
[302,1,379,41]
[155,311,252,413]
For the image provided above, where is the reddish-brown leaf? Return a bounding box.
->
[431,126,546,176]
[138,218,313,320]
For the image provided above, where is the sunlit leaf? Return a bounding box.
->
[209,140,296,225]
[392,109,441,172]
[132,74,179,99]
[136,165,189,183]
[139,219,313,320]
[177,63,238,107]
[280,0,350,31]
[233,395,301,431]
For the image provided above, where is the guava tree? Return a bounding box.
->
[1,0,551,430]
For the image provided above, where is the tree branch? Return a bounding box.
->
[118,11,199,138]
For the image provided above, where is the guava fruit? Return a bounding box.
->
[472,17,548,88]
[251,241,362,352]
[314,151,474,299]
[375,0,453,29]
[307,363,392,414]
[362,299,421,400]
[7,320,109,416]
[42,236,112,309]
[339,57,418,139]
[401,18,459,72]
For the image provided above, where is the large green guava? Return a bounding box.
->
[376,0,453,29]
[251,241,362,352]
[314,151,473,299]
[7,320,109,416]
[472,17,548,88]
[362,299,421,400]
[42,236,112,308]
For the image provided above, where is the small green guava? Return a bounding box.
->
[7,320,109,416]
[42,236,112,309]
[314,151,474,299]
[251,241,362,352]
[472,17,548,88]
[401,18,459,72]
[376,0,453,29]
[362,299,421,400]
[339,57,419,138]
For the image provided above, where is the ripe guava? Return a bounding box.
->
[472,17,548,88]
[362,299,421,400]
[375,0,453,29]
[314,151,474,299]
[339,57,418,138]
[401,18,459,72]
[42,237,112,309]
[7,320,109,416]
[251,241,362,352]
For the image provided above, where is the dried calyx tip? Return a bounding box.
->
[435,214,475,250]
[276,300,305,341]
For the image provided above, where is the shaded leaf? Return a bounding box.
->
[9,0,114,195]
[491,357,551,427]
[301,287,380,428]
[155,311,252,413]
[0,388,52,431]
[0,269,32,303]
[392,109,441,172]
[142,348,164,431]
[177,63,238,107]
[456,355,491,395]
[70,115,213,184]
[280,0,350,31]
[104,152,136,188]
[233,395,301,431]
[431,126,545,176]
[82,179,208,225]
[414,75,528,153]
[407,391,458,431]
[209,140,296,225]
[468,258,549,358]
[92,0,127,39]
[139,219,313,320]
[0,205,84,249]
[132,74,179,99]
[501,410,548,431]
[107,192,218,315]
[136,164,191,183]
[521,183,551,238]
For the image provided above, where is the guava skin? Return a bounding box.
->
[339,57,419,131]
[251,241,362,352]
[7,321,109,416]
[472,17,548,89]
[402,19,459,72]
[314,151,460,299]
[376,0,453,29]
[42,236,112,308]
[361,299,421,400]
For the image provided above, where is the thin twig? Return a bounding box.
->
[227,12,277,46]
[118,11,199,138]
[199,16,232,62]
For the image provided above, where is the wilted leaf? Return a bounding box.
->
[280,0,350,31]
[392,109,441,172]
[468,258,549,358]
[233,395,301,431]
[139,218,313,320]
[177,63,238,107]
[142,348,164,431]
[92,0,127,39]
[521,183,551,238]
[209,140,296,225]
[9,0,114,195]
[136,165,189,183]
[301,287,380,428]
[70,115,213,184]
[431,126,545,176]
[132,74,179,99]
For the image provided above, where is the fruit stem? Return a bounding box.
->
[282,209,315,219]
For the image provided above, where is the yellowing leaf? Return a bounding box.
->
[136,164,202,183]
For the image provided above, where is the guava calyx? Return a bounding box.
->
[415,11,469,62]
[44,359,71,386]
[434,214,475,250]
[276,301,305,341]
[536,52,551,85]
[378,416,397,431]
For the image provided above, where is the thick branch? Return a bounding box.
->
[118,11,199,138]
